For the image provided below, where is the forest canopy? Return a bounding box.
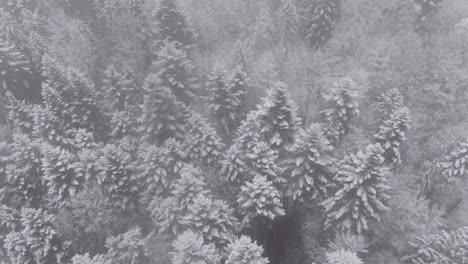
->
[1,0,468,263]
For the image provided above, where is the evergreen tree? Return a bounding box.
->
[236,175,285,227]
[151,168,238,245]
[278,0,300,41]
[322,144,390,233]
[138,138,188,201]
[154,0,195,48]
[299,0,341,49]
[229,66,249,128]
[3,208,62,264]
[3,133,43,207]
[182,114,225,166]
[41,145,83,204]
[153,41,196,104]
[170,230,220,264]
[374,107,410,166]
[408,226,468,264]
[181,194,237,244]
[258,81,301,153]
[321,78,359,145]
[325,249,363,264]
[96,144,139,211]
[283,124,335,202]
[440,139,468,181]
[225,236,269,264]
[105,227,147,264]
[41,58,110,142]
[102,65,141,138]
[207,66,238,140]
[139,74,188,144]
[249,7,278,51]
[6,92,37,134]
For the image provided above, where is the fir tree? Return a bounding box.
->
[151,168,238,245]
[440,139,468,181]
[154,0,195,49]
[374,107,410,166]
[321,77,359,145]
[283,124,335,202]
[3,133,43,207]
[6,92,37,134]
[258,81,301,153]
[325,249,363,264]
[182,114,225,166]
[139,74,188,144]
[41,58,110,142]
[249,7,278,51]
[41,145,83,204]
[102,65,141,138]
[96,144,139,211]
[170,231,220,264]
[181,194,238,245]
[153,41,196,104]
[299,0,341,49]
[0,37,35,101]
[105,227,147,264]
[278,0,300,41]
[408,226,468,264]
[3,208,62,264]
[225,236,269,264]
[236,175,285,227]
[138,138,188,201]
[207,66,238,140]
[229,66,249,128]
[322,144,390,233]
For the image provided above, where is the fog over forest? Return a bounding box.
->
[0,0,468,264]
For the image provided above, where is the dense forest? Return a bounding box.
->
[0,0,468,263]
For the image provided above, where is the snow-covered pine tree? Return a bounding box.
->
[96,144,139,211]
[278,0,300,41]
[408,226,468,264]
[229,66,248,128]
[440,139,468,181]
[153,41,196,104]
[170,230,220,264]
[154,0,195,49]
[299,0,341,49]
[181,194,238,245]
[283,123,335,202]
[221,111,263,183]
[182,114,225,166]
[236,175,285,227]
[5,92,37,134]
[0,0,37,17]
[3,133,43,207]
[0,37,36,101]
[207,66,238,141]
[325,249,363,264]
[41,145,83,204]
[374,107,410,166]
[105,227,147,264]
[225,235,269,264]
[41,58,110,142]
[3,208,62,264]
[71,227,147,264]
[321,77,359,146]
[322,144,390,234]
[139,74,188,144]
[138,138,188,203]
[102,65,141,138]
[151,167,238,245]
[249,7,278,51]
[258,81,301,153]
